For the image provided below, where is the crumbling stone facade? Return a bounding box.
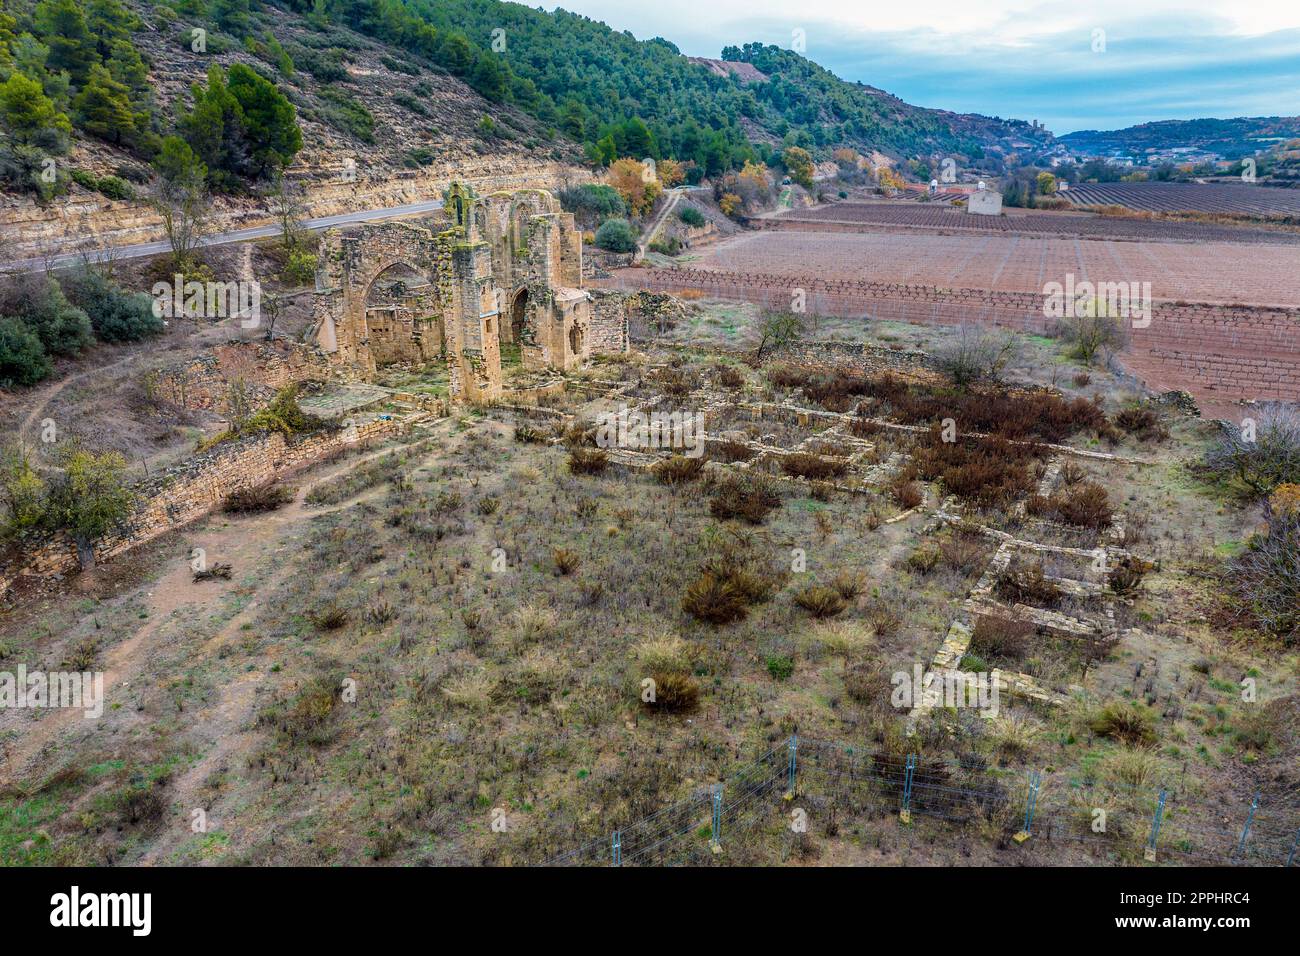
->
[308,183,623,402]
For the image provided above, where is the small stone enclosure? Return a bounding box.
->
[307,183,625,402]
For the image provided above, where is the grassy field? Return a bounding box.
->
[1,309,1295,867]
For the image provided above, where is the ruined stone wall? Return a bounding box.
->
[152,339,334,413]
[0,416,405,598]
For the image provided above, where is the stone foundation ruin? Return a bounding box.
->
[307,183,626,403]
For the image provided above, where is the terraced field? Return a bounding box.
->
[1064,181,1300,215]
[771,201,1300,244]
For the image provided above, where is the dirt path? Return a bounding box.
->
[18,353,140,464]
[636,189,684,262]
[0,427,448,790]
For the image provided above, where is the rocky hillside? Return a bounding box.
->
[1,0,587,257]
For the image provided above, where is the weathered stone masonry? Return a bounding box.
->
[307,183,628,402]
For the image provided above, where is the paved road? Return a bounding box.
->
[11,198,447,273]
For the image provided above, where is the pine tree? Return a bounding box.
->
[72,63,135,145]
[34,0,95,87]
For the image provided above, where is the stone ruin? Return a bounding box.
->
[307,182,621,403]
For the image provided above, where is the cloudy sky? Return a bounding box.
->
[541,0,1300,134]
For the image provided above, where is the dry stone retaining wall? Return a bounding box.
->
[600,267,1300,401]
[0,416,405,599]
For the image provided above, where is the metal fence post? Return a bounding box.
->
[1014,770,1041,844]
[900,753,916,824]
[1235,791,1259,859]
[785,734,798,800]
[611,830,621,867]
[1144,788,1167,862]
[710,784,723,854]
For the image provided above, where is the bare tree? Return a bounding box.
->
[753,310,806,363]
[1204,403,1300,496]
[933,323,1019,386]
[266,168,307,252]
[1057,301,1129,367]
[1228,511,1300,644]
[151,162,210,274]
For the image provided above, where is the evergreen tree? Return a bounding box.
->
[34,0,95,87]
[72,64,136,145]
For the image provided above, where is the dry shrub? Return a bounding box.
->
[308,601,350,632]
[682,573,748,624]
[224,481,295,513]
[782,452,847,480]
[888,476,923,510]
[711,439,755,463]
[843,661,894,714]
[1030,481,1113,529]
[552,547,581,575]
[938,530,987,575]
[1090,701,1157,746]
[568,447,609,475]
[1114,406,1168,442]
[1226,510,1300,643]
[996,562,1061,607]
[864,599,902,639]
[1107,560,1145,595]
[906,545,940,575]
[644,670,700,713]
[969,615,1034,663]
[562,423,598,449]
[853,375,1106,443]
[911,431,1040,507]
[1055,481,1114,529]
[714,365,745,389]
[830,571,863,601]
[514,422,550,444]
[683,533,780,624]
[709,472,781,524]
[654,454,705,485]
[652,366,699,398]
[793,584,847,618]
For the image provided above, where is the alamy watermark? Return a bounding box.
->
[1043,273,1151,328]
[152,275,262,329]
[0,665,104,718]
[892,663,999,717]
[595,404,705,458]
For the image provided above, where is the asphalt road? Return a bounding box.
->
[10,197,447,273]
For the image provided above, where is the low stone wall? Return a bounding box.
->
[152,339,334,413]
[0,415,405,598]
[766,340,932,374]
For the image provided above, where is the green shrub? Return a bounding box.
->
[594,218,636,253]
[317,88,375,142]
[766,655,795,681]
[0,317,51,386]
[677,205,705,227]
[62,270,162,343]
[558,183,626,221]
[282,250,318,285]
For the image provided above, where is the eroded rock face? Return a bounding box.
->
[309,183,628,403]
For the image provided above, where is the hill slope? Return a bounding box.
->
[1059,117,1300,160]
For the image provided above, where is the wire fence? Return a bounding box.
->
[539,736,1299,867]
